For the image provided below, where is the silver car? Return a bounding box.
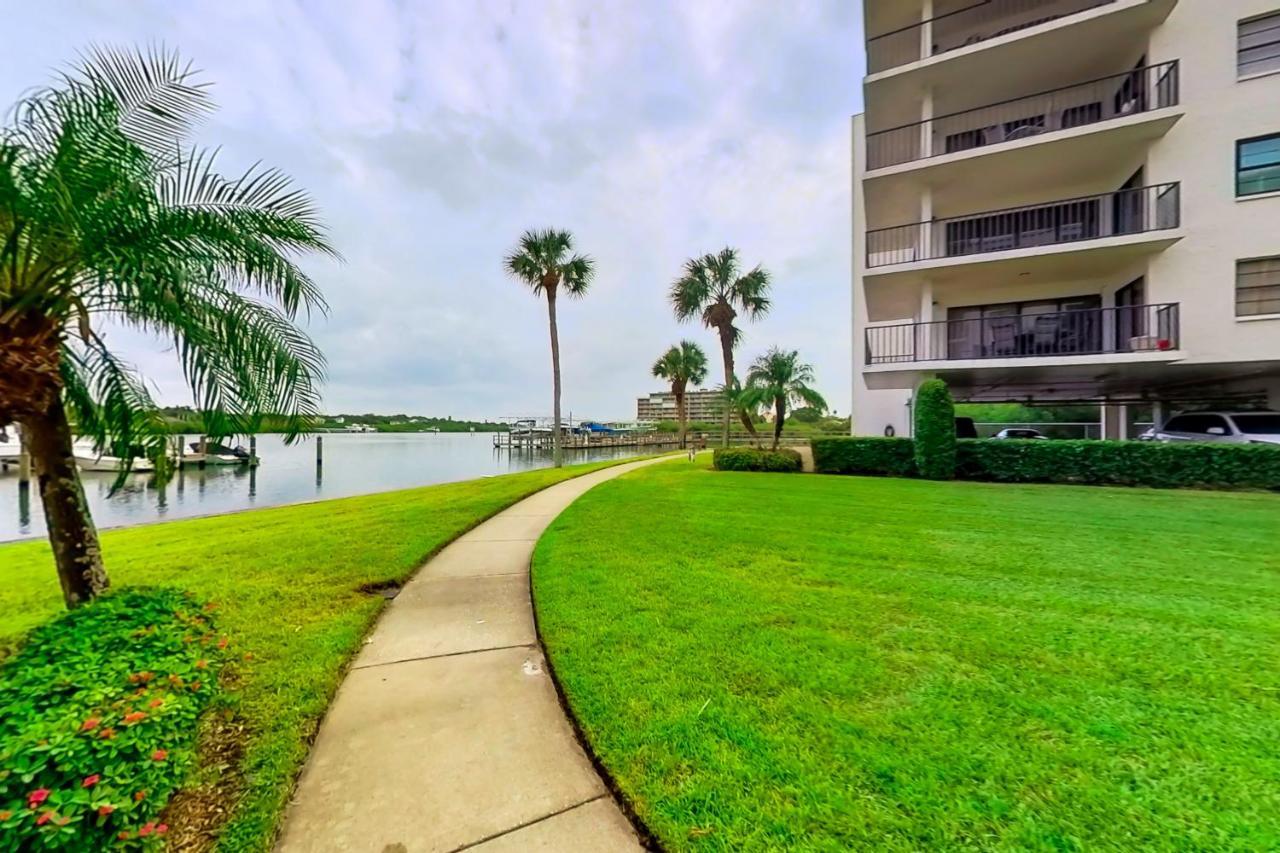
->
[1147,411,1280,446]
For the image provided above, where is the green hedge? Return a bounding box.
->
[0,588,226,847]
[713,447,803,473]
[913,380,957,480]
[956,439,1280,489]
[809,437,1280,490]
[811,437,916,476]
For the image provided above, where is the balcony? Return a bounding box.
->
[867,62,1178,171]
[866,183,1180,270]
[865,303,1180,365]
[868,0,1116,74]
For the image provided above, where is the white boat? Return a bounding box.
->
[72,441,156,473]
[185,441,253,466]
[0,441,20,465]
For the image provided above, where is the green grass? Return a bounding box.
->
[533,461,1280,851]
[0,456,651,851]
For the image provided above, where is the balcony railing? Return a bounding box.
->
[865,303,1180,364]
[866,183,1180,269]
[867,61,1179,170]
[868,0,1116,74]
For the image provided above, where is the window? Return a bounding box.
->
[1239,13,1280,78]
[1236,257,1280,316]
[1163,414,1231,435]
[1237,134,1280,196]
[1232,414,1280,435]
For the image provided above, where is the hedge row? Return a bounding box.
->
[712,447,803,473]
[810,437,1280,490]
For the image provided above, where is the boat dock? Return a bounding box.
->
[493,430,684,451]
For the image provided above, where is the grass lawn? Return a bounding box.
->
[533,460,1280,851]
[0,456,648,851]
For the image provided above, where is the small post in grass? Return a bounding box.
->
[17,428,30,485]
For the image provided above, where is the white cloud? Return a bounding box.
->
[2,0,865,419]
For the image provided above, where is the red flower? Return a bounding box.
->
[35,811,54,826]
[139,671,154,683]
[98,804,116,817]
[218,636,229,649]
[0,810,12,821]
[149,698,163,709]
[99,727,117,740]
[156,824,169,835]
[152,749,168,762]
[139,822,156,837]
[134,790,147,802]
[243,653,254,661]
[27,789,50,808]
[81,718,100,732]
[123,711,147,725]
[118,832,131,841]
[195,659,208,670]
[82,774,101,788]
[191,681,202,691]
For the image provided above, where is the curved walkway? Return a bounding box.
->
[276,457,671,852]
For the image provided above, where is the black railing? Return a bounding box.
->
[868,0,1117,74]
[867,61,1179,170]
[865,303,1180,364]
[866,183,1180,268]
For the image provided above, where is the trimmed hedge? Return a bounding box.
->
[913,380,956,480]
[809,436,1280,490]
[957,439,1280,489]
[0,588,226,848]
[713,447,803,473]
[811,437,916,477]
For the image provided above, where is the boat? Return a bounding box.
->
[72,441,156,473]
[186,441,253,466]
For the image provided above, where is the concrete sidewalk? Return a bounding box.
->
[276,458,670,853]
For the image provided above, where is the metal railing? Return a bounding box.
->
[866,303,1180,364]
[866,183,1180,268]
[867,61,1179,170]
[868,0,1117,73]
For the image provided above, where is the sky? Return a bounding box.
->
[4,0,865,421]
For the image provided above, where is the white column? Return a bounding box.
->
[917,280,935,360]
[920,0,933,64]
[919,87,934,160]
[1152,400,1166,430]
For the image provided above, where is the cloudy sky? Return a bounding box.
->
[5,0,865,421]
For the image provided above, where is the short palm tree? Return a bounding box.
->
[744,348,828,450]
[669,247,769,446]
[651,340,708,449]
[504,229,594,467]
[0,48,335,608]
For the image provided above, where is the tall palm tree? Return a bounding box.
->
[669,247,770,446]
[651,340,708,449]
[719,378,762,447]
[504,229,594,467]
[0,48,335,608]
[744,348,828,450]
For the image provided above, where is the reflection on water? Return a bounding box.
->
[0,433,644,542]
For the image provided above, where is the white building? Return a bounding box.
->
[636,390,725,424]
[852,0,1280,438]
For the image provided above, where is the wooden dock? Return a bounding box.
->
[493,431,684,451]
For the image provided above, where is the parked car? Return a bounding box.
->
[1144,411,1280,445]
[992,428,1048,440]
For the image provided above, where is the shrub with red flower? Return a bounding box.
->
[0,589,226,848]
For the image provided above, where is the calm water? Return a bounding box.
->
[0,433,645,543]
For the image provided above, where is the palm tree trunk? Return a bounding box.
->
[546,289,563,467]
[675,385,687,449]
[739,408,759,443]
[20,395,109,608]
[716,324,734,448]
[773,398,785,450]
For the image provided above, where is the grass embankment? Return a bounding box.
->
[0,457,647,851]
[533,460,1280,851]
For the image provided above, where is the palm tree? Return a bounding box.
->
[651,341,708,449]
[669,247,770,446]
[744,348,828,450]
[720,378,763,447]
[504,229,594,467]
[0,48,335,608]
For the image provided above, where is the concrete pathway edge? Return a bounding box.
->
[275,455,675,853]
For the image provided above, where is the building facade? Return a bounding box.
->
[853,0,1280,439]
[637,390,725,423]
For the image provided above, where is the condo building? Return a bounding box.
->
[852,0,1280,438]
[636,390,725,424]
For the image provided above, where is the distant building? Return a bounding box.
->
[637,390,725,423]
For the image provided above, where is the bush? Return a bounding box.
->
[713,447,802,473]
[0,588,226,849]
[811,437,916,477]
[913,380,956,480]
[957,439,1280,489]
